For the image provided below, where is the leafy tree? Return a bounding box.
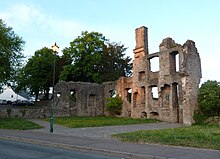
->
[17,47,61,100]
[0,19,25,84]
[198,80,220,117]
[99,42,132,82]
[61,31,107,83]
[60,31,132,83]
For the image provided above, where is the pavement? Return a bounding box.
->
[0,120,220,159]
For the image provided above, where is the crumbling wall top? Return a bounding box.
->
[183,40,198,53]
[159,37,181,51]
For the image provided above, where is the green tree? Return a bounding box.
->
[61,31,107,83]
[60,31,132,83]
[0,19,25,84]
[198,80,220,117]
[99,42,132,82]
[17,47,61,100]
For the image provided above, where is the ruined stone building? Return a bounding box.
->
[116,26,202,125]
[54,26,202,125]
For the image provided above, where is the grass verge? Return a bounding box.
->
[44,116,159,128]
[0,118,42,130]
[112,124,220,150]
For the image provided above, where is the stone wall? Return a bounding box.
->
[117,26,202,125]
[54,81,105,117]
[0,106,47,119]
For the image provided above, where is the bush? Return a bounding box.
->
[105,96,122,116]
[198,80,220,117]
[193,112,208,124]
[6,108,12,117]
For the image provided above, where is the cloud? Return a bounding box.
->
[0,4,42,30]
[0,4,82,38]
[0,3,135,55]
[0,3,85,56]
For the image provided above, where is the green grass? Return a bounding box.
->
[44,116,159,128]
[0,118,42,130]
[112,124,220,150]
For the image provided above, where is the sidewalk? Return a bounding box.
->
[0,120,219,159]
[28,119,182,139]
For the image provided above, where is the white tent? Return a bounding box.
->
[0,86,27,102]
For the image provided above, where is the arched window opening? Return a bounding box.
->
[150,111,159,116]
[141,111,147,118]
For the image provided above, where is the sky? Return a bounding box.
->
[0,0,220,84]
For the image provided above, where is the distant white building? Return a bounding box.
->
[0,86,27,102]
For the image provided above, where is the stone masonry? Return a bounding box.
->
[53,81,117,117]
[53,26,202,125]
[116,26,202,125]
[54,81,104,117]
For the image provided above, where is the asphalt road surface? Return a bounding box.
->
[0,139,121,159]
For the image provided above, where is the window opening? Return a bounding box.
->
[150,57,159,72]
[176,53,179,72]
[109,90,116,98]
[170,51,179,73]
[138,71,145,81]
[141,86,145,103]
[141,111,147,118]
[133,92,138,108]
[150,112,159,116]
[69,89,76,102]
[165,94,170,100]
[126,88,132,103]
[151,86,158,99]
[57,92,61,97]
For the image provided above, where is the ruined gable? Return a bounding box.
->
[117,26,202,125]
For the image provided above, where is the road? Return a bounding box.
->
[0,139,121,159]
[1,120,220,159]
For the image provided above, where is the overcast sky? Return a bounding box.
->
[0,0,219,83]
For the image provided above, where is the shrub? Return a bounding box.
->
[6,108,12,117]
[193,112,208,124]
[105,96,122,116]
[198,80,220,117]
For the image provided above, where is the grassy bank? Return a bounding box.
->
[45,116,159,128]
[112,124,220,150]
[0,118,42,130]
